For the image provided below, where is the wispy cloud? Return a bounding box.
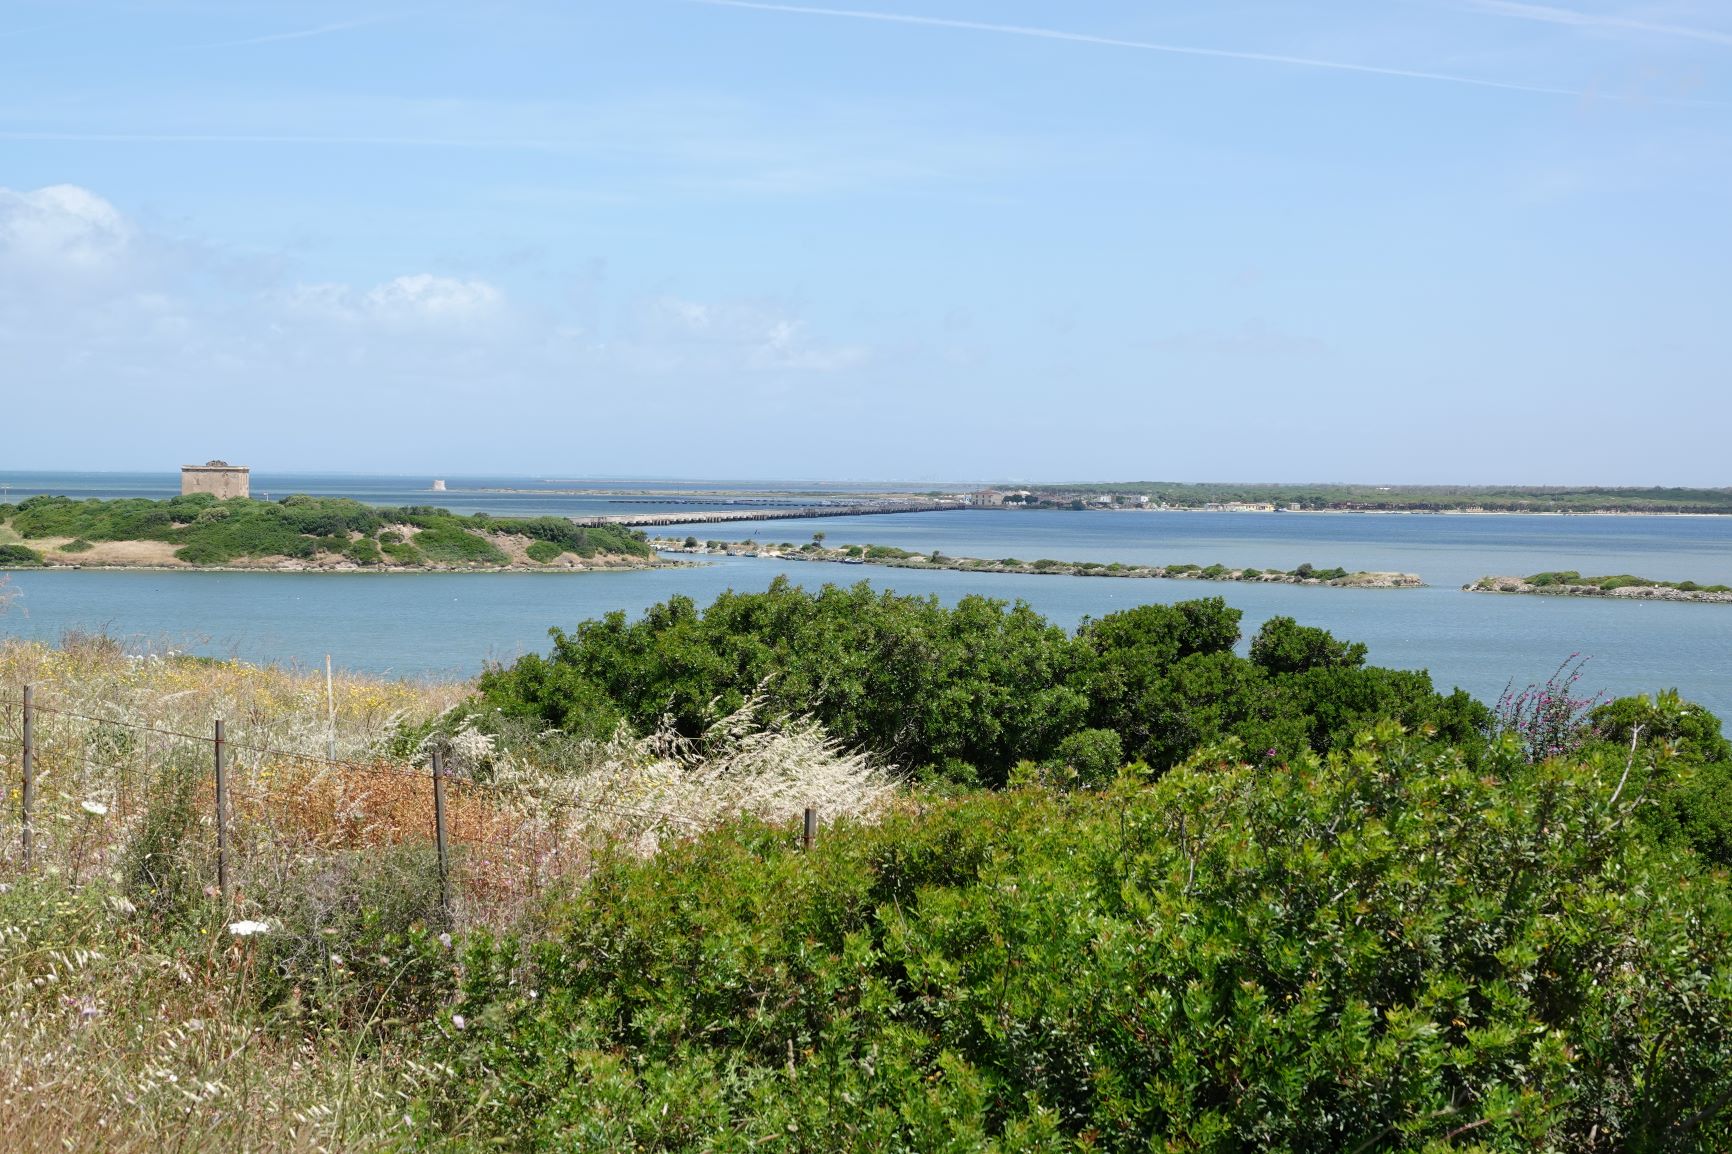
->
[0,130,567,150]
[1450,1,1732,49]
[184,16,391,51]
[689,0,1584,97]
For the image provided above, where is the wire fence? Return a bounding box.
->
[0,686,817,925]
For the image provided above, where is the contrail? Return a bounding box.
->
[0,130,568,151]
[1451,1,1732,50]
[689,0,1584,98]
[185,16,391,51]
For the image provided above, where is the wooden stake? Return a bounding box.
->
[214,719,229,907]
[802,806,816,851]
[432,751,450,920]
[325,654,337,763]
[20,685,33,870]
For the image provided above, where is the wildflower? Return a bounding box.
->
[80,800,109,817]
[438,932,452,950]
[451,1014,466,1031]
[227,920,270,937]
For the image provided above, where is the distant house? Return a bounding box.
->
[181,460,250,499]
[974,489,1006,507]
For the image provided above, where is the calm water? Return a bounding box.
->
[3,475,1730,723]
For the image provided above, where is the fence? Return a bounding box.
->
[0,686,820,924]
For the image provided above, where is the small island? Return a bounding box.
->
[653,536,1423,588]
[0,494,661,572]
[1465,571,1732,604]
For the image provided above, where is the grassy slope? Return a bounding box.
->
[0,494,653,568]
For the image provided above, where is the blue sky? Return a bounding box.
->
[2,1,1728,482]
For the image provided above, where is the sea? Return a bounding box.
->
[3,472,1730,723]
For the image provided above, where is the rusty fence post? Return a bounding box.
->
[214,719,229,908]
[432,750,450,921]
[20,685,34,869]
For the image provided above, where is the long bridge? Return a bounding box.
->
[573,499,965,529]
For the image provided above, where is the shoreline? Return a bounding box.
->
[0,556,676,575]
[653,538,1424,589]
[1466,576,1732,605]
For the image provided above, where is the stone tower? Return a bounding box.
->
[181,460,250,499]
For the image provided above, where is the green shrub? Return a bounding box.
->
[381,541,424,566]
[254,843,457,1025]
[526,540,565,564]
[60,538,94,553]
[0,543,44,566]
[430,737,1732,1151]
[122,758,208,925]
[1045,727,1123,788]
[481,586,1484,782]
[345,537,383,566]
[410,525,508,565]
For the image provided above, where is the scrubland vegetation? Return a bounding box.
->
[0,494,653,569]
[1468,571,1732,601]
[658,538,1409,587]
[4,583,1732,1151]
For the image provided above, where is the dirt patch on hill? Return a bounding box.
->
[44,539,184,566]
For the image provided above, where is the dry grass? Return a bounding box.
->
[0,636,901,1152]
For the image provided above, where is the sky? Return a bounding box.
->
[1,1,1728,483]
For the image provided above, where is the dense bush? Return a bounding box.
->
[526,539,566,564]
[0,543,44,566]
[405,523,510,565]
[478,583,1489,782]
[429,733,1732,1151]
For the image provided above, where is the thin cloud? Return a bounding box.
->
[689,0,1584,98]
[184,16,390,51]
[1452,1,1732,49]
[0,130,567,150]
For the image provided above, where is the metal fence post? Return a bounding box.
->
[802,806,816,851]
[432,750,450,920]
[20,685,33,869]
[214,719,229,907]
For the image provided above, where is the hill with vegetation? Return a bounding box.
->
[0,493,655,570]
[1007,482,1732,514]
[5,588,1732,1151]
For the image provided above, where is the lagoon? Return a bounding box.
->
[2,475,1730,721]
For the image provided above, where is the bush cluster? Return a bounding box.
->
[428,732,1732,1151]
[477,581,1488,782]
[1526,570,1732,594]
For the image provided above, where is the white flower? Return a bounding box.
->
[227,920,270,937]
[451,1014,466,1031]
[80,800,108,817]
[438,932,452,950]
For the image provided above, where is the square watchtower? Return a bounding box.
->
[181,460,250,499]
